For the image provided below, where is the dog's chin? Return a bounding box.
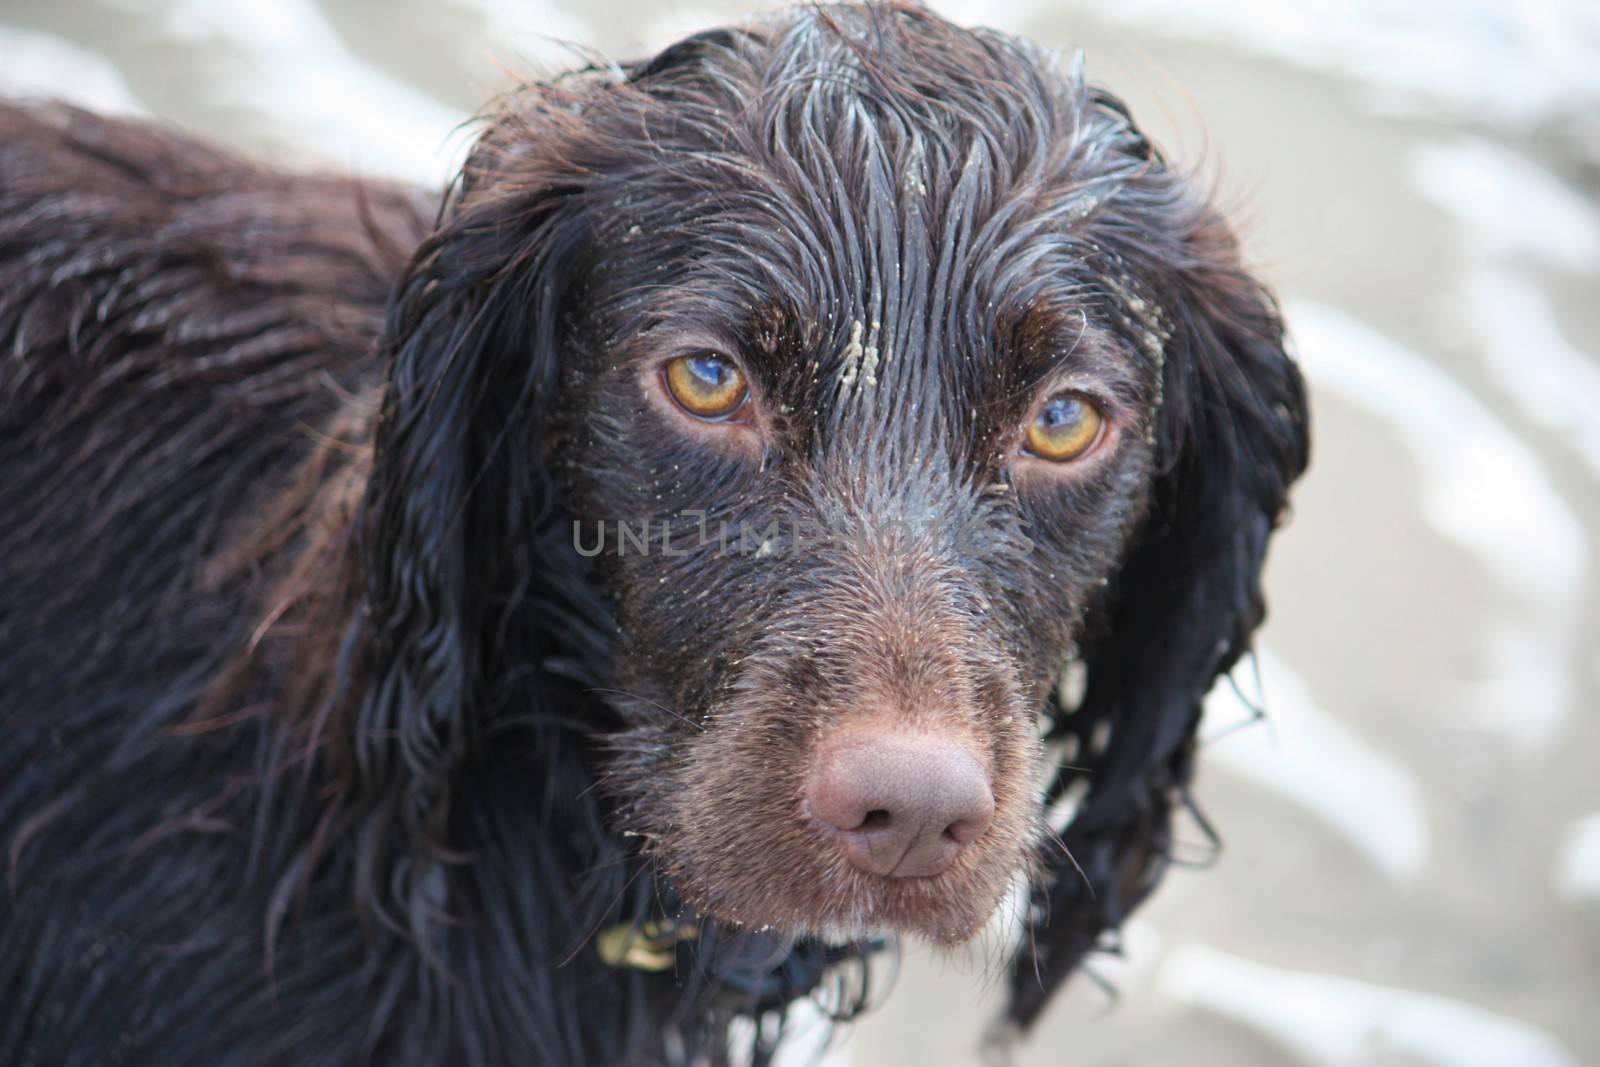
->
[816,881,1005,946]
[667,860,1016,947]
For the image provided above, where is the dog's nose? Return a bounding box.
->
[806,732,995,878]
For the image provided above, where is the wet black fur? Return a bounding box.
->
[0,4,1308,1065]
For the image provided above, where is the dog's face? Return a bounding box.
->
[544,21,1167,943]
[560,251,1164,941]
[560,278,1159,942]
[367,4,1306,969]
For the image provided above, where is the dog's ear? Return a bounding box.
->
[351,44,759,873]
[1010,196,1309,1025]
[354,116,600,884]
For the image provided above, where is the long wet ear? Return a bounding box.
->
[347,42,754,940]
[354,108,601,887]
[1008,161,1310,1026]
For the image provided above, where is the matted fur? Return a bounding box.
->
[0,4,1308,1065]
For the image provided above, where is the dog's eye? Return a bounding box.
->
[1024,393,1104,462]
[664,353,748,420]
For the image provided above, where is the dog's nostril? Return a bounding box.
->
[807,731,995,879]
[941,815,991,848]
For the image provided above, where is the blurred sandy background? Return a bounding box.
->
[2,1,1597,1064]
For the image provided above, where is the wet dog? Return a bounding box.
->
[0,4,1307,1064]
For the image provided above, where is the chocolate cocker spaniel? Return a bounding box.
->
[0,4,1307,1065]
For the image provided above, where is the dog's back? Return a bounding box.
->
[0,103,427,1063]
[0,102,430,643]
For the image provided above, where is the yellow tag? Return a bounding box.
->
[596,920,700,972]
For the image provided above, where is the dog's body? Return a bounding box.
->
[0,5,1307,1065]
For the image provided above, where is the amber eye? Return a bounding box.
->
[1024,393,1105,462]
[663,353,748,420]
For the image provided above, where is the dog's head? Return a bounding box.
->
[359,0,1306,985]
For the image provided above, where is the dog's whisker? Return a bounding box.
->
[583,687,705,732]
